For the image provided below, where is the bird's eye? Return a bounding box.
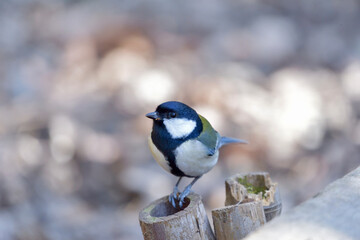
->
[169,112,177,118]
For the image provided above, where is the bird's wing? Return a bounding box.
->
[197,115,219,156]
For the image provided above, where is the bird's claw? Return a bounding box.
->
[178,198,185,208]
[168,189,191,209]
[169,194,178,208]
[177,185,192,209]
[169,186,180,208]
[168,177,199,209]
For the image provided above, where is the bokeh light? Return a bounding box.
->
[0,0,359,239]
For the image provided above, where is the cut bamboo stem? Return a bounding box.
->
[139,193,215,240]
[212,199,266,240]
[225,172,282,222]
[241,166,360,240]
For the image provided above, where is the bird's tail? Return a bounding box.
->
[219,136,248,148]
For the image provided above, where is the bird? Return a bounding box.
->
[146,101,247,209]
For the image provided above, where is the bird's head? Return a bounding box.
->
[146,101,201,139]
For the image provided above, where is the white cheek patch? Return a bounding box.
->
[163,118,196,139]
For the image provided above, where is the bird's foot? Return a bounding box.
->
[177,185,192,208]
[169,186,180,208]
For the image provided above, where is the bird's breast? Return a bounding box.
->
[174,140,219,177]
[148,136,172,173]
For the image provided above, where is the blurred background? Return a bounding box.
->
[1,0,360,239]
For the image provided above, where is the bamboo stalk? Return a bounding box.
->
[243,166,360,240]
[225,172,282,222]
[139,193,215,240]
[212,199,266,240]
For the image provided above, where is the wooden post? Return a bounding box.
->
[139,193,215,240]
[212,199,266,240]
[225,172,282,222]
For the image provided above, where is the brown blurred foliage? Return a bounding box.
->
[0,0,360,239]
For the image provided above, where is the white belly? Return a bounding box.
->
[174,140,219,177]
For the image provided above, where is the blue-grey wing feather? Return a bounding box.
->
[218,136,248,149]
[199,134,247,156]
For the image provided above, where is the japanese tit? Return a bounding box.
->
[146,101,247,208]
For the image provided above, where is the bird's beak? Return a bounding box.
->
[146,111,161,120]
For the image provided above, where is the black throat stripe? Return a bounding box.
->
[151,119,202,177]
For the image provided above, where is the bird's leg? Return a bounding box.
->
[169,177,182,208]
[178,176,201,208]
